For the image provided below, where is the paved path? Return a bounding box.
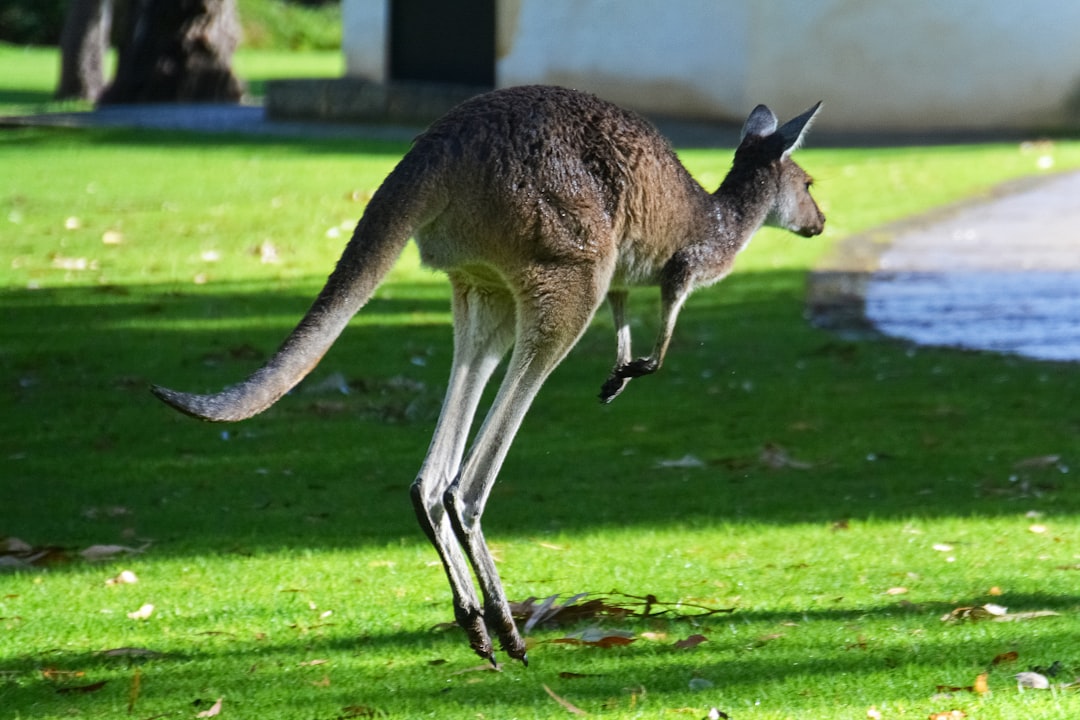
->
[1,103,424,142]
[6,103,1078,362]
[812,170,1080,362]
[864,171,1080,361]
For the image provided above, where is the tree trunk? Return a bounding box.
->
[100,0,244,104]
[56,0,112,101]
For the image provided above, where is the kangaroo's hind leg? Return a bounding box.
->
[444,265,610,662]
[411,277,516,663]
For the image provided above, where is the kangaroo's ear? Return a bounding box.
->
[740,104,778,141]
[777,101,823,156]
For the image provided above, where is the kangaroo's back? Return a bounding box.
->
[406,86,708,274]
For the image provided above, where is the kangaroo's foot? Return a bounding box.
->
[599,356,660,403]
[456,604,496,664]
[487,603,529,665]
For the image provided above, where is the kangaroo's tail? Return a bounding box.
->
[151,155,442,422]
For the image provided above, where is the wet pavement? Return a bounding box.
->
[811,170,1080,362]
[6,103,1078,363]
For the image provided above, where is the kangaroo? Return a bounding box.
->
[152,85,824,665]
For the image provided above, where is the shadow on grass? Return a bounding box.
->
[2,270,1078,556]
[1,264,1077,714]
[3,590,1077,717]
[0,123,414,157]
[0,88,54,107]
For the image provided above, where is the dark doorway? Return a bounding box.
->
[389,0,496,86]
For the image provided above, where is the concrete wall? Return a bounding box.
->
[342,0,388,83]
[496,0,750,122]
[745,1,1080,131]
[343,0,1080,131]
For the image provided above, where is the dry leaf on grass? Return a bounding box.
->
[935,672,989,696]
[941,603,1060,623]
[759,443,812,470]
[927,711,966,720]
[994,609,1060,622]
[196,697,224,717]
[991,650,1019,665]
[41,668,85,681]
[55,680,108,695]
[1014,454,1061,469]
[543,684,588,715]
[943,603,1007,621]
[1,537,72,568]
[99,647,166,659]
[655,454,705,469]
[105,570,138,586]
[126,603,154,620]
[753,632,785,648]
[128,666,141,714]
[673,634,708,650]
[0,538,32,554]
[1015,672,1051,690]
[81,544,147,562]
[511,591,733,633]
[550,627,635,648]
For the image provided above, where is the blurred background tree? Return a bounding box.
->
[56,0,111,100]
[99,0,244,104]
[0,0,342,103]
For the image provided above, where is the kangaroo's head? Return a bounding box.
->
[728,102,825,238]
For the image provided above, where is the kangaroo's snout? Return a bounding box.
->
[799,215,825,237]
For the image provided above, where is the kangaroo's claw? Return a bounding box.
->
[599,374,631,403]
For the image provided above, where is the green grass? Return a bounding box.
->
[238,0,342,51]
[3,77,1080,719]
[0,42,341,116]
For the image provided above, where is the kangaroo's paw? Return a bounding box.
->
[600,357,661,402]
[599,374,631,404]
[618,356,660,378]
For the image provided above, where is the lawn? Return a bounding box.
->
[0,43,342,116]
[2,54,1080,720]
